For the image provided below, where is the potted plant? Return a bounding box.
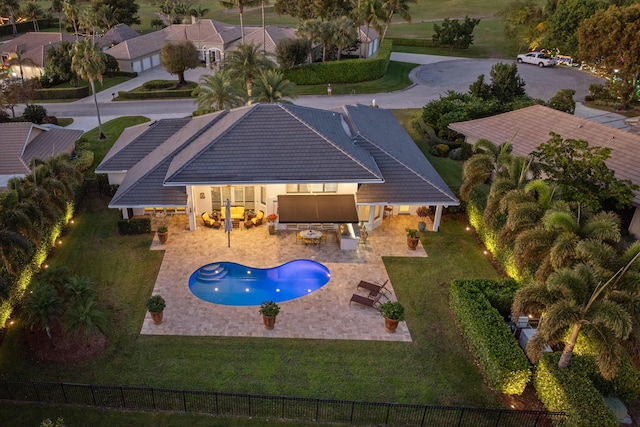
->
[416,206,430,231]
[146,295,166,324]
[157,226,168,244]
[378,301,405,333]
[259,300,280,329]
[405,228,420,250]
[266,214,278,235]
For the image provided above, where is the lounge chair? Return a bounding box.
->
[251,210,264,226]
[349,292,383,308]
[202,212,216,227]
[357,279,389,296]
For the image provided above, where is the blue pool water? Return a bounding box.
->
[188,260,331,306]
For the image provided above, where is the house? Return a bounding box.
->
[102,23,140,48]
[448,104,640,238]
[0,122,83,188]
[96,104,458,233]
[1,32,78,79]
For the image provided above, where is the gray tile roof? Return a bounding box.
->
[165,103,382,185]
[342,105,459,205]
[448,104,640,206]
[96,118,190,173]
[0,123,81,177]
[229,26,297,53]
[103,24,140,46]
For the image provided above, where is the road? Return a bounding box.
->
[36,53,606,132]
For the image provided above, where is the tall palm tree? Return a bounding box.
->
[359,0,384,56]
[513,249,640,378]
[224,43,275,100]
[333,16,358,61]
[72,39,108,140]
[24,283,61,341]
[23,1,42,32]
[190,5,210,58]
[219,0,260,43]
[62,0,79,39]
[460,139,513,201]
[380,0,415,42]
[193,71,246,114]
[251,69,297,103]
[297,19,322,63]
[49,0,64,32]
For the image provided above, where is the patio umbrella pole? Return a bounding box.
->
[225,198,232,248]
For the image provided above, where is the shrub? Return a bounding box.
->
[142,80,176,90]
[535,353,617,427]
[449,279,530,394]
[547,89,576,114]
[33,86,90,100]
[275,37,310,69]
[431,143,450,157]
[72,150,94,173]
[117,218,151,235]
[23,105,48,124]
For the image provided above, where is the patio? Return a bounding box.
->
[141,215,430,342]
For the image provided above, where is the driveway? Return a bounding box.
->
[37,53,606,131]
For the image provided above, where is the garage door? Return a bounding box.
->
[132,61,142,73]
[142,57,152,70]
[151,54,160,67]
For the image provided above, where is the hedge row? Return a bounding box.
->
[390,37,436,47]
[535,353,617,427]
[72,150,94,173]
[282,40,392,85]
[34,86,90,101]
[117,88,194,100]
[117,218,151,235]
[449,279,530,395]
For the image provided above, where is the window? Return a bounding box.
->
[210,186,254,210]
[260,186,267,205]
[286,184,338,193]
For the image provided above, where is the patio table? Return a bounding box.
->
[300,230,322,245]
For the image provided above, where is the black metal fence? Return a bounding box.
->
[0,380,566,426]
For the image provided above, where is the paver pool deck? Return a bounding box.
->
[141,215,430,342]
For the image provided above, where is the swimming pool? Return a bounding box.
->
[188,260,331,306]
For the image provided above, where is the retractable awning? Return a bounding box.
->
[277,194,359,223]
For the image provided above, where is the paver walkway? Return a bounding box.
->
[141,215,429,342]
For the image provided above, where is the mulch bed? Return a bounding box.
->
[25,321,106,364]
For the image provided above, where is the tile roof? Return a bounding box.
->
[96,118,190,173]
[103,23,140,46]
[106,26,183,59]
[0,123,81,177]
[1,32,79,68]
[342,105,459,205]
[448,104,640,205]
[229,26,297,53]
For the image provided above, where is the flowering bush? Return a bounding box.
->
[416,206,430,219]
[266,213,278,222]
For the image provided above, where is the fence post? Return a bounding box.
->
[90,384,96,405]
[33,381,40,402]
[456,407,465,427]
[494,408,503,427]
[420,405,427,427]
[315,398,320,422]
[151,388,156,410]
[281,395,285,419]
[120,386,125,408]
[385,402,391,425]
[183,390,187,412]
[61,383,68,404]
[215,392,219,415]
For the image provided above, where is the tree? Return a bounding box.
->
[44,41,77,85]
[274,0,315,20]
[251,69,297,103]
[49,0,64,32]
[63,0,79,38]
[513,249,640,378]
[488,62,526,103]
[499,0,545,52]
[460,139,514,201]
[160,41,199,87]
[23,283,61,340]
[1,79,24,118]
[192,71,246,114]
[359,0,384,57]
[333,16,358,61]
[275,37,310,69]
[380,0,415,43]
[577,4,640,109]
[23,1,42,32]
[544,0,606,57]
[532,132,638,210]
[0,0,20,36]
[151,18,165,30]
[546,89,576,114]
[72,39,108,140]
[223,43,275,98]
[432,16,481,52]
[219,0,260,43]
[90,0,141,26]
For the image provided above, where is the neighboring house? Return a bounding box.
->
[448,104,640,238]
[102,23,140,48]
[357,26,380,59]
[0,32,78,79]
[0,122,83,188]
[96,104,458,233]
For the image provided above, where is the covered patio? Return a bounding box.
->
[141,215,430,342]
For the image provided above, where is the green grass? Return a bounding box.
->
[55,76,134,93]
[294,61,416,96]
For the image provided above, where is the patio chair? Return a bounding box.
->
[201,212,216,227]
[357,279,389,295]
[349,292,383,308]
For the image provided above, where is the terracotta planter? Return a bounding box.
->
[407,237,419,250]
[157,231,168,244]
[262,315,277,330]
[150,311,163,325]
[418,221,427,231]
[384,317,399,333]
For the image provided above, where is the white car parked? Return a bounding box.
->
[516,52,557,67]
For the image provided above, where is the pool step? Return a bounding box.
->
[197,269,228,282]
[200,264,220,273]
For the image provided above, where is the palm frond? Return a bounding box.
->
[543,209,578,233]
[586,299,633,340]
[582,325,624,380]
[549,232,579,270]
[581,211,621,242]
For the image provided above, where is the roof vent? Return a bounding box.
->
[577,124,582,128]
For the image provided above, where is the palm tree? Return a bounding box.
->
[23,283,61,341]
[224,43,275,100]
[219,0,260,43]
[251,69,297,103]
[23,1,42,32]
[297,19,322,63]
[333,16,358,60]
[62,0,79,39]
[193,71,246,114]
[190,5,210,58]
[359,0,384,57]
[513,249,640,378]
[64,275,98,304]
[460,139,513,201]
[380,0,415,43]
[72,39,108,140]
[0,228,31,277]
[0,0,20,36]
[49,0,64,32]
[63,298,107,343]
